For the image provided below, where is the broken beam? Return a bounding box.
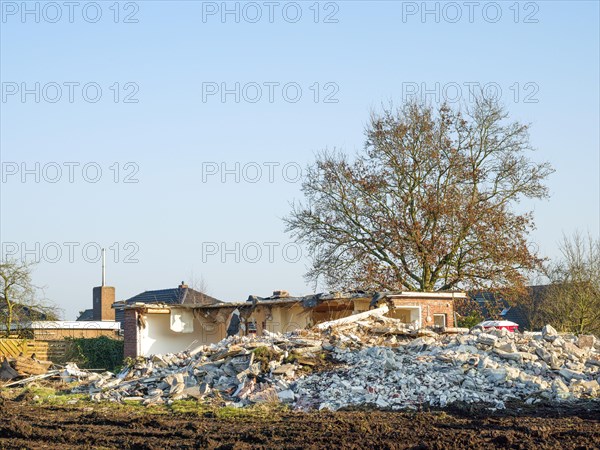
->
[315,305,389,330]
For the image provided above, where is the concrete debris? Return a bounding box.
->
[277,389,295,403]
[542,324,558,341]
[60,363,90,383]
[577,335,596,350]
[68,318,600,411]
[70,329,328,407]
[477,333,498,346]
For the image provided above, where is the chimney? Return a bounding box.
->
[93,286,115,321]
[179,281,188,289]
[101,248,106,286]
[92,249,115,321]
[273,290,290,298]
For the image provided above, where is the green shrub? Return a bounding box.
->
[457,311,483,329]
[67,336,124,372]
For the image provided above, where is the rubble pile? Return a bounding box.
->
[71,331,327,406]
[70,318,599,411]
[295,324,600,410]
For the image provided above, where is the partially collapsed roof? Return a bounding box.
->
[122,290,465,312]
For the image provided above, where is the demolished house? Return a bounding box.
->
[120,290,463,358]
[70,314,599,410]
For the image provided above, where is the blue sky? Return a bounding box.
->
[1,1,599,318]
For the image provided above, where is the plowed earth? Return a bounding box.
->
[0,398,598,449]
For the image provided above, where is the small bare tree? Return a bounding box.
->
[542,232,600,335]
[0,259,60,337]
[186,271,213,304]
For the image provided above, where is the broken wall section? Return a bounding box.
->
[124,309,227,358]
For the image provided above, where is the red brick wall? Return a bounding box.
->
[123,309,138,358]
[393,298,455,328]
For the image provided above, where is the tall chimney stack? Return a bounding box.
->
[93,248,115,321]
[101,248,106,286]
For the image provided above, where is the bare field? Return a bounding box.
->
[0,394,598,450]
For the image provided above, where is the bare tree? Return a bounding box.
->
[285,96,553,292]
[188,272,209,295]
[541,232,600,335]
[0,259,60,337]
[186,270,212,304]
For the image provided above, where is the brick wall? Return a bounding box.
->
[393,298,455,328]
[123,309,138,358]
[93,286,116,321]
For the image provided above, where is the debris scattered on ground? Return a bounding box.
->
[0,355,53,381]
[60,311,600,411]
[11,356,53,376]
[3,370,62,387]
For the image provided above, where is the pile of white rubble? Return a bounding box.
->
[294,324,599,410]
[70,319,599,411]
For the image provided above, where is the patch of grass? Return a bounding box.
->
[169,400,212,415]
[27,386,56,398]
[43,393,89,405]
[168,399,288,421]
[283,350,329,374]
[84,399,289,422]
[216,403,287,421]
[121,399,146,409]
[96,400,168,415]
[8,385,55,402]
[436,411,451,421]
[3,385,290,421]
[252,346,281,372]
[7,385,90,406]
[282,351,303,365]
[215,405,253,419]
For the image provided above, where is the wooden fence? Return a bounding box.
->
[0,338,74,362]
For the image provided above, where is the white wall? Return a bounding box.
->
[139,313,224,357]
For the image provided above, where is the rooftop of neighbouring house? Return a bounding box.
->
[76,308,94,321]
[122,282,224,307]
[0,303,52,320]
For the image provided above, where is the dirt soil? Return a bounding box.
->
[0,397,599,449]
